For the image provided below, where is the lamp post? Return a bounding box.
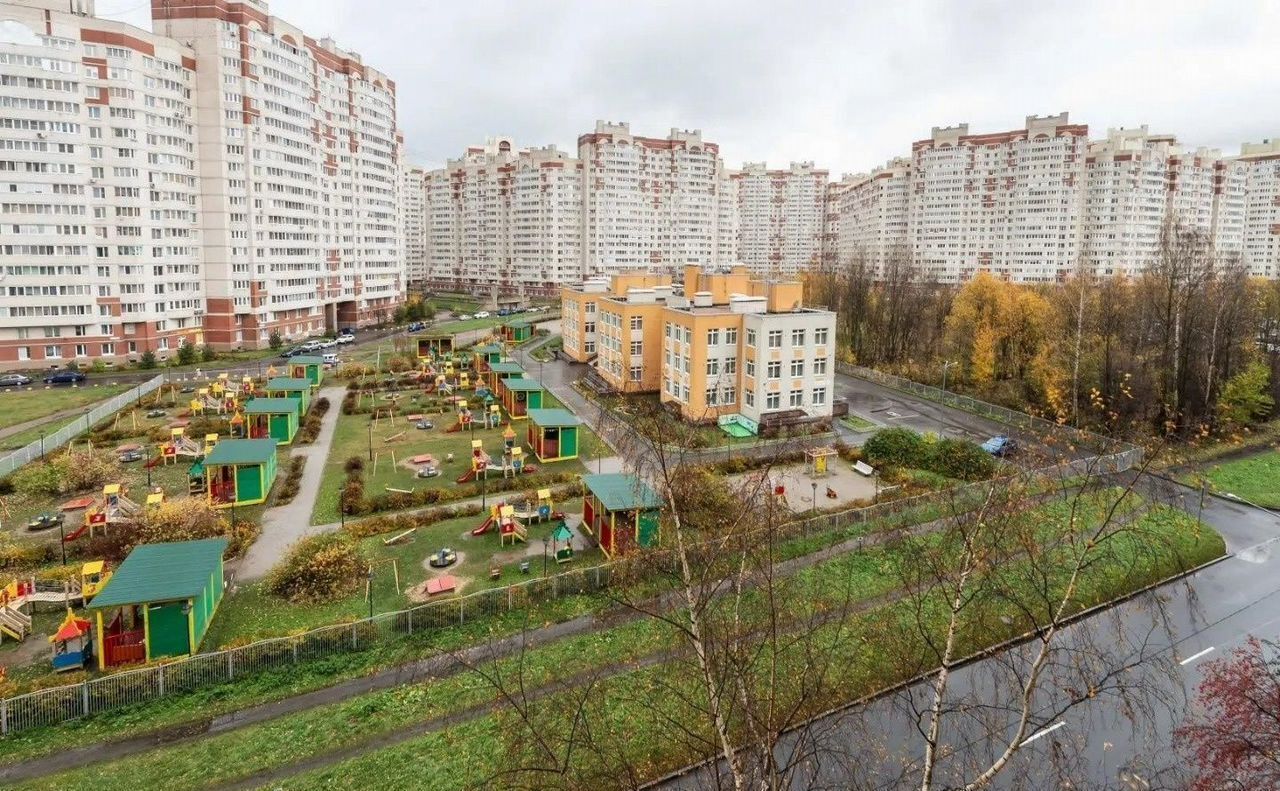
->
[941,360,958,392]
[480,470,487,509]
[366,566,374,620]
[367,420,373,462]
[58,517,66,566]
[542,536,549,578]
[338,485,346,530]
[39,430,46,463]
[811,481,818,515]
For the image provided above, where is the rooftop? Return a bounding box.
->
[288,355,326,365]
[243,397,302,414]
[204,438,277,466]
[502,377,544,392]
[582,473,663,512]
[265,377,312,391]
[489,362,525,374]
[527,408,582,428]
[89,538,228,609]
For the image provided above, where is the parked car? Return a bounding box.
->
[43,370,86,385]
[407,321,424,332]
[981,435,1018,458]
[298,340,323,352]
[336,334,355,345]
[474,311,491,319]
[339,327,355,336]
[319,338,338,349]
[322,352,340,367]
[0,373,32,387]
[457,314,473,321]
[415,419,434,430]
[280,347,304,358]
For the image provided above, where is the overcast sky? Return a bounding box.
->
[103,0,1279,176]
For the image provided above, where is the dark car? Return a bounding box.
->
[279,347,304,359]
[43,370,86,385]
[0,373,32,387]
[407,322,424,332]
[339,327,355,336]
[981,435,1018,458]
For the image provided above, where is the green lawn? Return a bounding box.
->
[311,389,589,525]
[424,293,482,314]
[0,384,132,433]
[206,499,592,648]
[431,316,505,335]
[840,413,878,432]
[13,490,1224,791]
[1197,450,1280,508]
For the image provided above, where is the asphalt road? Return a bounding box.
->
[654,479,1280,790]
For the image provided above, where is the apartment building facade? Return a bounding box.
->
[0,0,204,366]
[422,138,580,298]
[401,162,426,287]
[1239,139,1280,279]
[154,0,403,348]
[733,161,828,278]
[832,157,912,274]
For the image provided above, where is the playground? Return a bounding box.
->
[726,452,881,513]
[205,495,595,646]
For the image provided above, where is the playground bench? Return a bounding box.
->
[853,460,876,477]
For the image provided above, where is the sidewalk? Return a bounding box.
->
[236,385,347,580]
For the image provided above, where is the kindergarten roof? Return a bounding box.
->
[488,362,524,374]
[582,473,663,513]
[265,377,312,391]
[203,438,277,466]
[89,538,228,609]
[527,408,581,428]
[473,343,503,354]
[288,355,326,366]
[501,377,543,392]
[243,397,302,414]
[504,319,532,328]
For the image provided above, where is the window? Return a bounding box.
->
[815,327,829,346]
[584,301,596,314]
[812,387,827,406]
[745,358,755,378]
[584,341,595,354]
[724,357,737,375]
[746,329,756,347]
[629,341,642,356]
[705,387,718,406]
[767,330,783,348]
[766,392,780,410]
[814,357,828,375]
[767,360,781,379]
[44,345,61,358]
[745,390,755,407]
[683,327,691,344]
[790,359,804,377]
[706,358,719,376]
[17,346,29,361]
[722,387,736,406]
[101,342,114,355]
[789,390,803,407]
[629,366,642,382]
[725,328,738,345]
[630,315,642,331]
[707,328,719,346]
[792,329,805,347]
[583,321,595,335]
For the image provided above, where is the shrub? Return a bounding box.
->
[276,456,306,505]
[134,498,259,557]
[177,342,197,366]
[266,533,364,604]
[200,345,217,363]
[268,331,283,350]
[862,427,927,468]
[8,448,117,497]
[928,437,997,481]
[138,350,157,370]
[344,455,365,474]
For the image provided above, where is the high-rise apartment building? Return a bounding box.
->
[153,0,403,347]
[422,138,580,298]
[401,163,426,287]
[733,161,828,278]
[832,158,912,274]
[0,0,203,366]
[1239,139,1280,279]
[578,121,735,274]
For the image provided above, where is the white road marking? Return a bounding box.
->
[885,413,919,421]
[1180,647,1215,665]
[1019,721,1065,746]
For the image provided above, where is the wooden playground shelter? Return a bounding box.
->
[484,361,525,390]
[580,473,663,558]
[242,397,301,445]
[264,377,312,413]
[499,320,533,344]
[497,377,545,419]
[416,334,455,360]
[472,343,504,370]
[203,438,278,507]
[525,408,582,462]
[287,355,326,387]
[88,538,227,669]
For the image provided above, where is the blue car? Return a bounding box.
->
[982,435,1017,457]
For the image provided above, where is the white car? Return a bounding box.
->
[474,311,490,319]
[457,314,473,321]
[336,334,355,345]
[319,338,338,349]
[299,340,323,352]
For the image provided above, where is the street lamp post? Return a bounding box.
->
[481,471,487,509]
[39,430,46,463]
[367,420,373,462]
[338,485,346,530]
[58,518,66,566]
[542,537,549,578]
[366,566,374,620]
[811,481,818,515]
[941,360,958,392]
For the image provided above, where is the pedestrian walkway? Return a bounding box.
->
[237,384,347,580]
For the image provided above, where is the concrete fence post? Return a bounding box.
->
[82,681,90,716]
[227,652,234,681]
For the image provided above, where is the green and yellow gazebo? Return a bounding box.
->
[500,320,533,344]
[89,538,227,669]
[243,397,301,445]
[204,438,278,507]
[498,377,545,419]
[416,334,455,360]
[287,355,325,387]
[264,377,311,413]
[526,408,582,462]
[485,361,524,391]
[581,474,662,558]
[471,344,503,370]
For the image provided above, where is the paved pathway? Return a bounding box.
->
[236,385,347,580]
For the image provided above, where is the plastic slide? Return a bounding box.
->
[471,515,495,536]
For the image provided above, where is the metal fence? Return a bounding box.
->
[0,367,1145,736]
[0,375,164,479]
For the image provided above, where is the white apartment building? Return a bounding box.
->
[833,158,912,274]
[1239,139,1280,279]
[153,0,402,348]
[0,0,203,367]
[578,121,736,274]
[400,162,426,287]
[733,161,828,278]
[423,138,580,298]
